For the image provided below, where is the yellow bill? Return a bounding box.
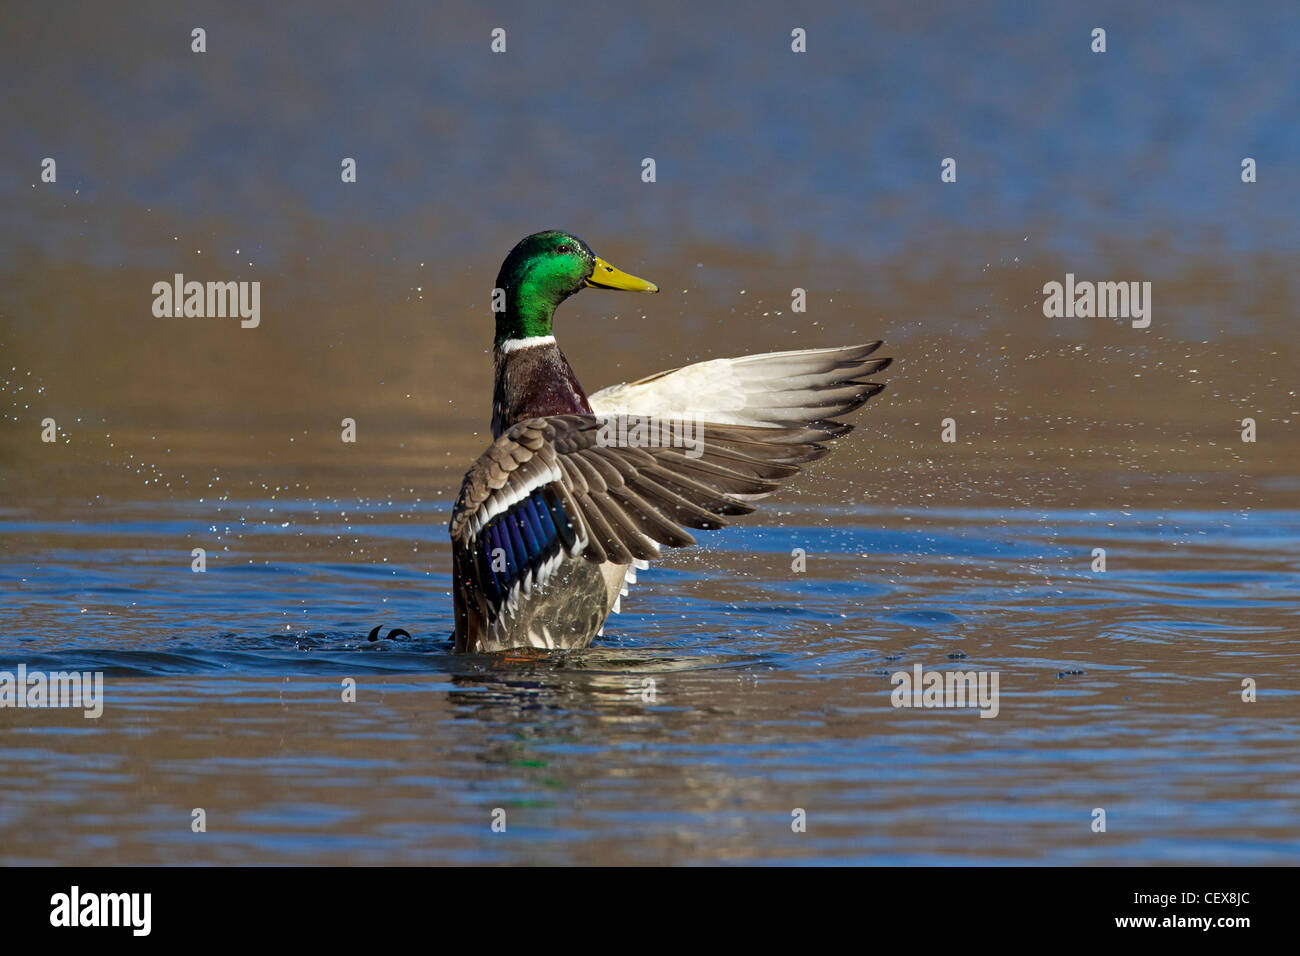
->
[585,256,659,292]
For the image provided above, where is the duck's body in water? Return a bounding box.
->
[449,230,892,653]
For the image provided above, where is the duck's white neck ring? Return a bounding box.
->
[497,335,557,353]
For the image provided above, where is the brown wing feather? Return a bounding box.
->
[450,414,868,561]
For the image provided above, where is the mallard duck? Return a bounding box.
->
[449,230,892,652]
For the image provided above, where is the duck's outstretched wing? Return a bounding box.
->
[448,414,850,647]
[587,342,892,428]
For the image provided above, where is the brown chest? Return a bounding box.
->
[491,343,592,436]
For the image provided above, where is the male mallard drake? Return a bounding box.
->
[449,230,892,653]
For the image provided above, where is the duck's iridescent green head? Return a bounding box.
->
[493,230,658,346]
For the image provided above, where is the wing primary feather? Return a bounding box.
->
[635,462,756,516]
[609,485,697,548]
[626,472,738,529]
[588,493,660,561]
[575,488,636,563]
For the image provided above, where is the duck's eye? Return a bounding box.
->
[555,244,573,255]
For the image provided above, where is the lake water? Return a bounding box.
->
[2,498,1297,864]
